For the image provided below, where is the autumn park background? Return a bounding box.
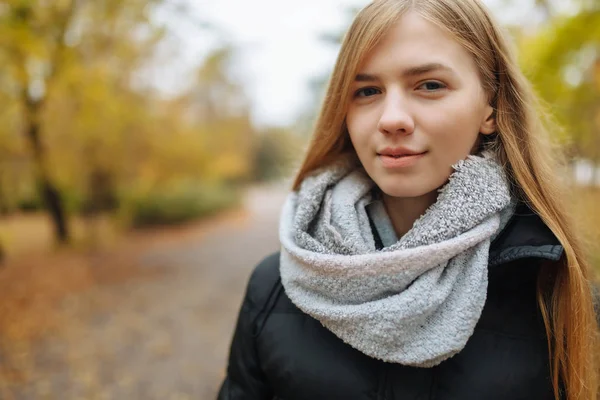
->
[0,0,599,399]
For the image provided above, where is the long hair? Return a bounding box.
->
[292,0,600,398]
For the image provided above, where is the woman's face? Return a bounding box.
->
[346,12,496,199]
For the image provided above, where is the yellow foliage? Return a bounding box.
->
[0,0,282,235]
[517,9,600,156]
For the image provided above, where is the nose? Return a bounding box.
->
[377,93,415,135]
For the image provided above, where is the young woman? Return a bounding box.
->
[217,0,600,399]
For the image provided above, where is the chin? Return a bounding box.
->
[374,177,437,199]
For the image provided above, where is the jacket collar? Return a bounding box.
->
[489,202,563,267]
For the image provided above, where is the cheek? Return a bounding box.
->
[420,100,482,156]
[346,109,375,148]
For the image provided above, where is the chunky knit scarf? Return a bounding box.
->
[279,153,516,367]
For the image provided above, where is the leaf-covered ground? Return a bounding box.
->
[0,185,287,399]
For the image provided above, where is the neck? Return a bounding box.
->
[381,189,439,238]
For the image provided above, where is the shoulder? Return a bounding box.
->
[489,201,563,267]
[244,251,282,309]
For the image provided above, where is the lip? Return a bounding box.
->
[378,151,427,169]
[377,147,425,157]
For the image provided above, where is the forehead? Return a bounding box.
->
[359,11,478,77]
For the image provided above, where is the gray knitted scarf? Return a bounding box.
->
[279,153,516,367]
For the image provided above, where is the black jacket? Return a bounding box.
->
[218,203,568,400]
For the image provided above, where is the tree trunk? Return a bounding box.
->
[25,98,69,244]
[8,2,77,244]
[39,175,69,243]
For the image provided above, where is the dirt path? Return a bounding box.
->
[1,184,288,400]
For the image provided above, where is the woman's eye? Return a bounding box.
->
[355,87,380,97]
[418,81,447,91]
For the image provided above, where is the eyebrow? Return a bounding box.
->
[354,63,455,82]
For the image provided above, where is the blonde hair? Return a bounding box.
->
[292,0,600,398]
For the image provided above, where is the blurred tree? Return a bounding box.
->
[182,45,256,183]
[0,0,78,243]
[192,47,250,122]
[0,0,301,249]
[0,0,165,243]
[518,5,600,172]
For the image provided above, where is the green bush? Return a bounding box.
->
[124,183,240,228]
[16,195,44,212]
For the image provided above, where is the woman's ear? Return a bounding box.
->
[480,105,496,135]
